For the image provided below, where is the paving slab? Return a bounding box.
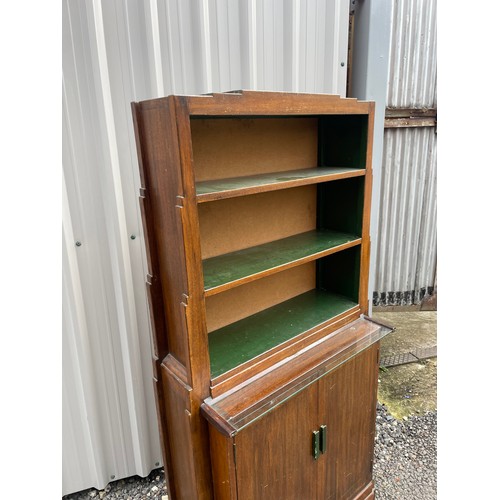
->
[373,311,436,357]
[373,311,437,419]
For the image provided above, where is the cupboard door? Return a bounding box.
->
[234,382,320,500]
[320,343,379,499]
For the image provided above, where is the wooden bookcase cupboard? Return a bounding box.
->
[131,91,393,500]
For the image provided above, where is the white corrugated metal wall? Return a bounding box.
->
[373,0,437,306]
[62,0,350,495]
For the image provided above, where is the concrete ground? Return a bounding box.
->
[372,311,437,419]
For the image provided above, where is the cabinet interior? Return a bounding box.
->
[191,115,368,379]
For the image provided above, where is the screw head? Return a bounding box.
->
[75,241,82,247]
[341,62,345,67]
[155,462,160,467]
[130,234,136,240]
[110,475,115,480]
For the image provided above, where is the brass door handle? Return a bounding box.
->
[320,424,327,454]
[313,425,327,459]
[312,430,320,460]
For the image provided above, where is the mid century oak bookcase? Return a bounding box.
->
[131,91,392,500]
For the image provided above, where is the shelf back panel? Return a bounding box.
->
[205,262,316,333]
[198,186,316,259]
[191,117,318,182]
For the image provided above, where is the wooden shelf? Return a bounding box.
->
[209,289,358,378]
[203,229,361,296]
[196,166,365,203]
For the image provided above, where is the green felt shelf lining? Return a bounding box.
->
[209,289,358,378]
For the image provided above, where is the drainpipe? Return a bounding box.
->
[348,0,392,316]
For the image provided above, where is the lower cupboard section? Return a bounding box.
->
[206,344,380,500]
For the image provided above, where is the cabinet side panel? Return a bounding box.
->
[132,103,175,496]
[162,365,213,500]
[208,426,237,500]
[132,102,169,362]
[321,343,379,500]
[234,383,319,500]
[134,100,190,367]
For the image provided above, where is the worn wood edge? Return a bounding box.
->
[184,90,373,115]
[200,402,237,438]
[162,353,189,387]
[204,238,363,297]
[133,91,375,115]
[209,306,361,398]
[359,106,375,315]
[196,168,366,203]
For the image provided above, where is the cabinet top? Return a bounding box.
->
[133,90,375,116]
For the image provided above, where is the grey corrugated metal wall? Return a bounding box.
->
[62,0,350,495]
[373,0,437,306]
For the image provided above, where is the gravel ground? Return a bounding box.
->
[63,470,166,500]
[373,403,437,499]
[65,403,437,500]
